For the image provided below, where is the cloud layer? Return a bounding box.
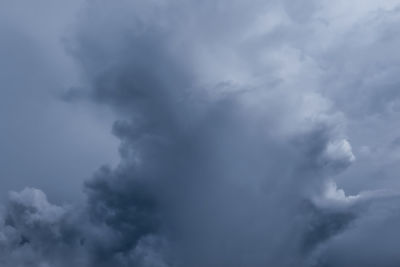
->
[2,0,400,266]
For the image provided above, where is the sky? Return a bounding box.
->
[1,0,400,266]
[0,0,119,203]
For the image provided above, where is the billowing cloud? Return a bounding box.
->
[1,0,400,266]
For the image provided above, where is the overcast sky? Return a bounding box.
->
[1,0,400,266]
[0,0,119,203]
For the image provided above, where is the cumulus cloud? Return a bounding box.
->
[2,0,400,266]
[0,188,87,267]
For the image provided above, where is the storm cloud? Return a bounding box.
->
[2,0,400,266]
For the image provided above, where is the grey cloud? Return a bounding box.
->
[2,0,400,266]
[311,195,400,267]
[66,1,357,266]
[0,188,87,267]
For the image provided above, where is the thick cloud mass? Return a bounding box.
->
[2,0,400,266]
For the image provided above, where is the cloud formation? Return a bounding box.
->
[2,0,400,266]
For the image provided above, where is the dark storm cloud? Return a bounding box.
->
[2,0,400,266]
